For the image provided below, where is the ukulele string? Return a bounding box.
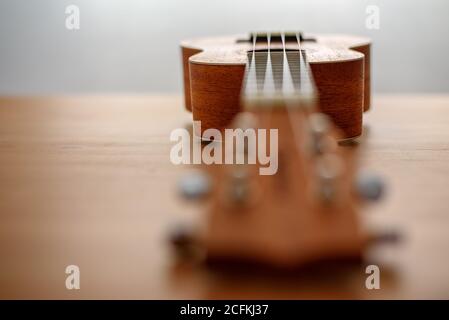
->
[283,32,310,160]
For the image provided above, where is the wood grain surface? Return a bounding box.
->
[0,95,448,299]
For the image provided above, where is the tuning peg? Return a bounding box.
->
[228,169,249,205]
[375,230,402,244]
[168,223,200,258]
[230,182,248,205]
[308,113,336,155]
[178,170,211,200]
[368,230,402,246]
[316,153,343,204]
[356,171,385,202]
[309,113,331,138]
[169,224,194,248]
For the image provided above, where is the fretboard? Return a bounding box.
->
[242,32,316,109]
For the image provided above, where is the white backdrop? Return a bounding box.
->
[0,0,448,94]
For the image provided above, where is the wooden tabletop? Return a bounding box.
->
[0,95,448,299]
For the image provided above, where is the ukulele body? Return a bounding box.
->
[181,33,371,139]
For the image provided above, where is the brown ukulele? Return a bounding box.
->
[181,32,371,140]
[172,32,391,269]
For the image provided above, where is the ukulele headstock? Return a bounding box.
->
[173,108,386,268]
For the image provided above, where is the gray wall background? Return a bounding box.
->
[0,0,448,95]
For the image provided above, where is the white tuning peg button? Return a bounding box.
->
[178,170,211,200]
[356,172,385,202]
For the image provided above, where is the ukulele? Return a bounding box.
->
[181,32,371,140]
[171,32,388,269]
